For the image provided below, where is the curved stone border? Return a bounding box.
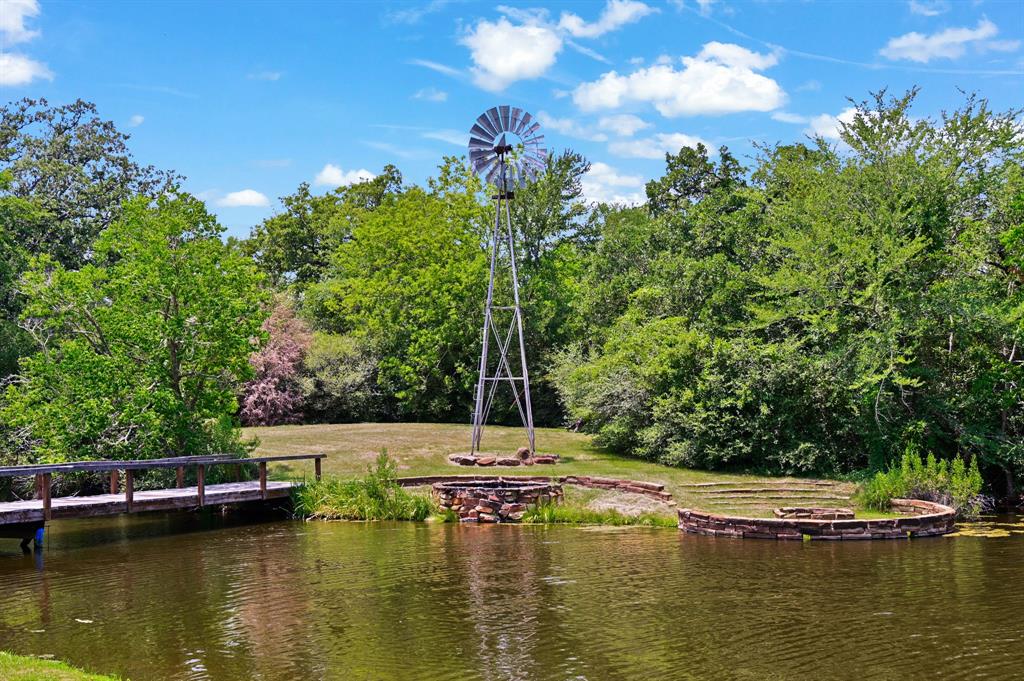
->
[398,474,675,505]
[448,454,558,467]
[678,498,955,540]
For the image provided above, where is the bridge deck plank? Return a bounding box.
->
[0,480,295,525]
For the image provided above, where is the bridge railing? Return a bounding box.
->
[0,453,326,520]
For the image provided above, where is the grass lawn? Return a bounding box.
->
[0,653,119,681]
[246,422,860,518]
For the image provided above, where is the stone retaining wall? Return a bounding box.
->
[678,498,955,540]
[432,480,563,523]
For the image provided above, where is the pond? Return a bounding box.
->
[1,512,1022,680]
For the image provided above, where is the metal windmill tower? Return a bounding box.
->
[467,106,547,455]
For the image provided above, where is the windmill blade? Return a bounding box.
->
[470,123,495,143]
[510,107,524,134]
[499,105,511,131]
[485,108,502,136]
[475,112,498,139]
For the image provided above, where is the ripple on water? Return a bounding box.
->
[0,515,1022,680]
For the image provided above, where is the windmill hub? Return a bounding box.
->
[467,106,547,456]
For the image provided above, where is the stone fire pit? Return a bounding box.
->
[432,478,563,523]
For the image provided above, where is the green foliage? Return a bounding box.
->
[0,98,177,270]
[556,90,1024,491]
[243,166,402,287]
[291,452,434,521]
[521,502,676,527]
[1,194,266,466]
[299,332,379,423]
[858,445,985,519]
[307,173,490,419]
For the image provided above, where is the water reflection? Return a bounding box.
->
[0,515,1021,680]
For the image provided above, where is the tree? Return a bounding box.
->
[0,98,177,269]
[2,194,267,463]
[307,166,489,419]
[240,298,312,426]
[244,165,402,287]
[555,90,1024,489]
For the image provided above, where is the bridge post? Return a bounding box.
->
[125,470,134,512]
[176,466,184,488]
[315,457,322,481]
[197,464,205,507]
[259,462,267,500]
[34,474,42,499]
[110,469,119,495]
[42,473,51,521]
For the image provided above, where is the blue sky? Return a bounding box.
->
[2,0,1022,238]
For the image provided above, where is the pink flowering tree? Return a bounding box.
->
[240,298,312,426]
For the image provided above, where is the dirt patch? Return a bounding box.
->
[584,489,673,516]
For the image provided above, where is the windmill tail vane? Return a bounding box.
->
[467,106,547,455]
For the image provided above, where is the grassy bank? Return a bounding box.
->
[247,423,860,518]
[0,653,119,681]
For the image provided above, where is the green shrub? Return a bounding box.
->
[858,445,985,519]
[292,451,433,521]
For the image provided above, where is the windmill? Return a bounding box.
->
[467,106,547,455]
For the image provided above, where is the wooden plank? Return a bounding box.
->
[42,472,51,521]
[125,469,134,512]
[197,464,205,507]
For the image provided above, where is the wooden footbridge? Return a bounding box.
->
[0,453,325,548]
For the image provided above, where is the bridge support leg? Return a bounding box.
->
[197,465,205,507]
[110,469,119,494]
[315,458,322,481]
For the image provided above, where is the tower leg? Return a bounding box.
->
[471,195,503,453]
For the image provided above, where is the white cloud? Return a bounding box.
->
[217,189,271,207]
[408,58,463,78]
[558,0,657,39]
[0,0,51,85]
[609,132,710,159]
[597,114,650,137]
[795,79,822,92]
[387,0,452,24]
[805,107,857,140]
[908,0,949,17]
[696,0,717,16]
[537,111,608,141]
[413,87,447,102]
[573,42,785,117]
[421,129,466,146]
[314,164,375,187]
[697,41,779,70]
[0,52,52,85]
[0,0,40,45]
[128,114,144,127]
[880,19,1018,63]
[247,70,282,81]
[581,161,646,205]
[771,111,807,124]
[461,17,562,91]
